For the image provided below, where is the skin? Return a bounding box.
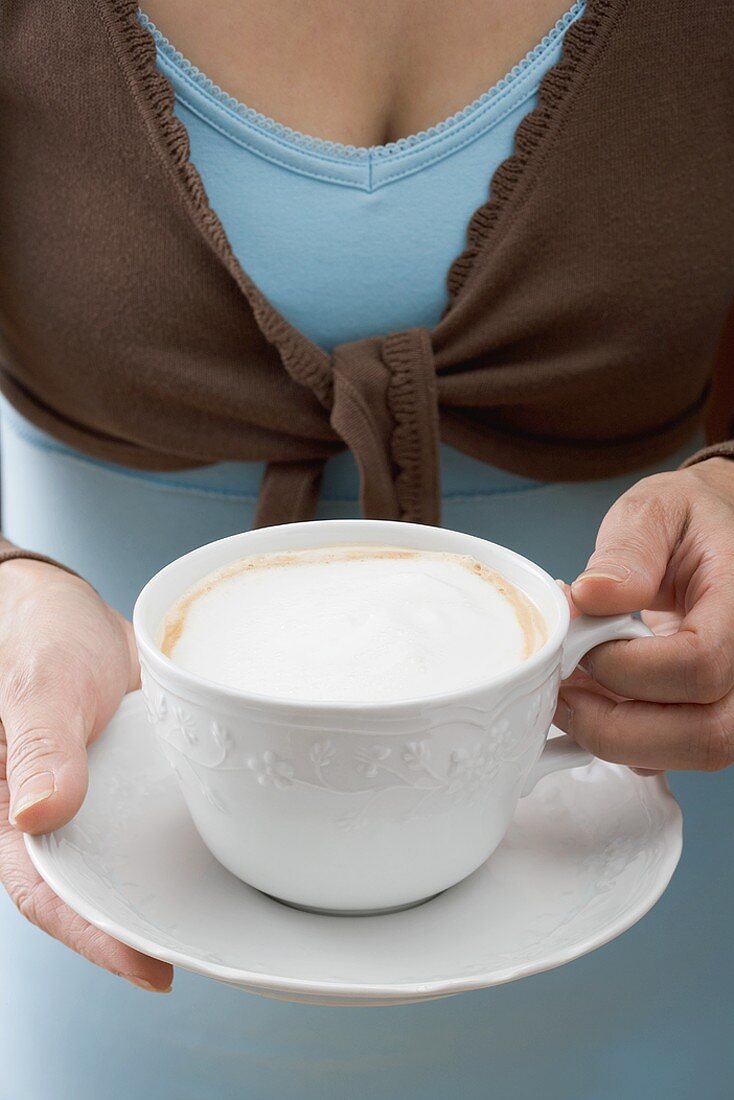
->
[142,0,566,147]
[3,1,733,991]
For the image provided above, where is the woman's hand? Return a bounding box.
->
[0,559,172,991]
[554,457,734,773]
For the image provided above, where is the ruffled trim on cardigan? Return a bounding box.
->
[95,1,332,391]
[384,329,441,524]
[445,0,624,302]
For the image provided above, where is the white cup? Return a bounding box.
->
[133,519,651,914]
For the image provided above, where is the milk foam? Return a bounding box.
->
[160,547,546,703]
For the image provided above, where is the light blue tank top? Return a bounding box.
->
[139,3,583,351]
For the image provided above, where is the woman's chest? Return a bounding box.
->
[140,0,569,147]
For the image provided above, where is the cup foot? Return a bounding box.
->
[263,890,445,917]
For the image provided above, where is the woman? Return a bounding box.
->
[1,0,733,1096]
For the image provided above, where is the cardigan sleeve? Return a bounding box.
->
[681,439,734,469]
[683,300,734,470]
[0,534,79,576]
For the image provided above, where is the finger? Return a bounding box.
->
[0,741,172,991]
[1,664,94,833]
[581,550,734,705]
[0,822,172,991]
[571,479,686,616]
[555,685,734,772]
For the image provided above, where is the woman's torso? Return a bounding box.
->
[1,0,731,507]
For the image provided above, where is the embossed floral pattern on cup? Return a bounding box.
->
[141,670,557,828]
[247,751,295,790]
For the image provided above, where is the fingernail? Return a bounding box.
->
[578,564,631,585]
[126,976,172,993]
[554,697,574,735]
[10,771,56,824]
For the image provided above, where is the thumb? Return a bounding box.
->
[3,664,93,834]
[571,485,685,616]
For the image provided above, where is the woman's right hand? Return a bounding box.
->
[0,558,173,991]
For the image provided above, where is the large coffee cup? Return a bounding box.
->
[133,519,651,913]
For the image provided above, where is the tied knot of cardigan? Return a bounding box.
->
[255,327,441,528]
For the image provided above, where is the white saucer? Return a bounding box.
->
[26,692,682,1007]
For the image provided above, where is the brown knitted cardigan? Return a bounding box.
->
[1,0,733,571]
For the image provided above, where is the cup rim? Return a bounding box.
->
[133,520,571,715]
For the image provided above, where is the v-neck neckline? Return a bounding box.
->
[138,3,584,193]
[94,0,625,386]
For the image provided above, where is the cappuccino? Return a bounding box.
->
[160,546,546,703]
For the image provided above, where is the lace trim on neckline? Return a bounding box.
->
[136,2,584,162]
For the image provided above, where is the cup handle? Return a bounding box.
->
[560,612,653,680]
[521,613,654,797]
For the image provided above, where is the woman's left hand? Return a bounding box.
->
[553,457,734,773]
